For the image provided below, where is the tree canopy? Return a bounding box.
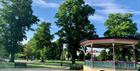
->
[104,13,137,37]
[33,22,53,62]
[55,0,98,64]
[0,0,39,62]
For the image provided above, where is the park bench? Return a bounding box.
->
[15,62,27,68]
[0,58,6,62]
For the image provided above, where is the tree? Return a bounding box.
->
[34,39,63,60]
[0,10,8,58]
[0,0,39,62]
[78,51,84,61]
[85,53,91,60]
[97,50,107,61]
[104,13,138,61]
[0,43,7,58]
[104,13,137,37]
[24,39,36,61]
[55,0,98,64]
[52,39,63,60]
[33,22,53,62]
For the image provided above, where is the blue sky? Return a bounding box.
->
[23,0,140,44]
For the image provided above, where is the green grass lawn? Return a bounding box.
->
[27,60,84,68]
[0,62,14,68]
[0,60,84,68]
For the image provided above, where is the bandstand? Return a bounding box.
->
[80,38,139,71]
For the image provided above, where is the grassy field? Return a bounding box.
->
[0,60,84,68]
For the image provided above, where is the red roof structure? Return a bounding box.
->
[80,38,138,48]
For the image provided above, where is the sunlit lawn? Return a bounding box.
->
[0,60,84,68]
[0,62,14,68]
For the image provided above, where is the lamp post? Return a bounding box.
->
[61,44,65,66]
[61,49,63,66]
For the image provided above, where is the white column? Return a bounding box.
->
[132,45,136,69]
[83,45,86,61]
[91,44,94,61]
[112,43,116,68]
[105,48,107,61]
[112,43,115,61]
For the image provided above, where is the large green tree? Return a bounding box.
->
[104,13,137,37]
[24,38,36,61]
[33,22,53,62]
[0,0,39,62]
[104,13,138,61]
[51,39,63,60]
[55,0,98,64]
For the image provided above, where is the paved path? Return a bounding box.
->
[0,68,82,71]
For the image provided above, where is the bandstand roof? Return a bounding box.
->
[80,37,139,48]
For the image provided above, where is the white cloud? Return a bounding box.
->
[89,14,106,22]
[0,2,3,9]
[131,11,140,15]
[52,38,58,42]
[21,39,30,45]
[85,0,140,22]
[33,0,59,8]
[98,4,140,15]
[52,35,59,42]
[0,5,2,8]
[92,3,129,14]
[39,17,51,23]
[85,0,114,4]
[51,25,59,30]
[86,0,139,14]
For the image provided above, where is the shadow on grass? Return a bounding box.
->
[0,60,84,69]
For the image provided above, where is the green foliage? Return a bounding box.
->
[34,22,53,49]
[45,46,56,60]
[97,50,106,61]
[24,39,36,57]
[43,39,63,60]
[55,0,98,64]
[0,45,7,57]
[78,51,84,61]
[85,53,91,60]
[33,22,53,62]
[138,67,140,71]
[52,39,63,60]
[70,64,83,70]
[0,0,39,62]
[107,49,113,60]
[104,13,137,37]
[34,50,40,59]
[25,31,63,60]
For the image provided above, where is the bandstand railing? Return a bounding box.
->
[85,60,136,69]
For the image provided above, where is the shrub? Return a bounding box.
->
[78,51,84,61]
[138,67,140,71]
[85,53,91,60]
[70,64,83,70]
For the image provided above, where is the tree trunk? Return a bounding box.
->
[41,57,44,63]
[9,53,15,62]
[122,48,126,61]
[72,58,75,64]
[71,51,77,64]
[40,49,45,63]
[26,56,29,61]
